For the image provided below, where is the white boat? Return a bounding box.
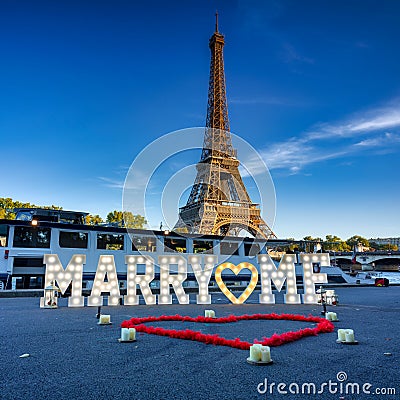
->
[343,270,400,285]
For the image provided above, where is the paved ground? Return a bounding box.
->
[0,286,399,400]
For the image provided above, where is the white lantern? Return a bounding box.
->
[43,281,60,309]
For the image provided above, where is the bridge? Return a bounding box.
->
[329,251,400,271]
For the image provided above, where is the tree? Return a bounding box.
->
[302,236,323,252]
[0,199,149,229]
[106,211,124,226]
[383,243,399,251]
[303,236,323,242]
[346,235,370,248]
[85,214,104,225]
[381,243,398,251]
[370,242,398,251]
[106,210,147,229]
[286,238,298,252]
[324,235,351,252]
[0,198,17,219]
[123,212,147,229]
[0,197,63,220]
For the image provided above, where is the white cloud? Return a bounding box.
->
[240,137,347,177]
[98,176,124,189]
[307,104,400,140]
[245,100,400,174]
[98,168,150,191]
[354,132,400,147]
[349,110,400,133]
[257,142,347,173]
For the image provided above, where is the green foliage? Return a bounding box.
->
[106,210,147,229]
[299,234,372,252]
[324,235,351,252]
[325,235,342,242]
[106,211,124,226]
[377,243,396,251]
[0,197,62,220]
[301,236,323,252]
[85,214,104,225]
[124,213,147,229]
[381,243,398,251]
[346,235,370,247]
[370,242,398,251]
[0,198,147,230]
[303,236,322,242]
[286,238,298,252]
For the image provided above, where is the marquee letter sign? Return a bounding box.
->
[41,254,85,307]
[87,255,121,306]
[258,254,301,304]
[190,255,215,304]
[299,253,329,304]
[215,262,258,304]
[41,253,329,307]
[158,255,190,305]
[124,255,157,305]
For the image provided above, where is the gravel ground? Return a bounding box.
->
[0,286,399,400]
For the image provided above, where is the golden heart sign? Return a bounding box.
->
[215,262,258,304]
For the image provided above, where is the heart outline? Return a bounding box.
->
[121,313,335,349]
[215,262,258,304]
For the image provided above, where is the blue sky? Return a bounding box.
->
[1,0,399,240]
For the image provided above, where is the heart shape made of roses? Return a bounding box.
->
[215,262,258,304]
[121,313,334,349]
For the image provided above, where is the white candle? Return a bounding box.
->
[325,312,332,320]
[337,329,346,341]
[129,328,136,341]
[121,328,130,341]
[99,314,110,324]
[209,310,215,318]
[249,345,262,362]
[260,346,271,362]
[345,329,355,342]
[331,313,338,321]
[205,310,210,317]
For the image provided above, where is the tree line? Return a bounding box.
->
[0,198,397,249]
[291,235,398,252]
[0,198,147,229]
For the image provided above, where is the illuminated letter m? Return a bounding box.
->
[41,254,85,307]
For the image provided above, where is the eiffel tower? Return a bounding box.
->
[175,14,276,239]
